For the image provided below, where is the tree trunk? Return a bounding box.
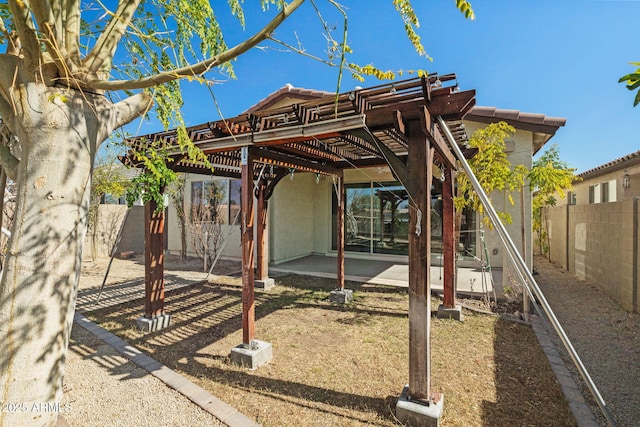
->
[181,218,187,261]
[0,78,149,426]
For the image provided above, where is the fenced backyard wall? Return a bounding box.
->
[541,198,639,312]
[84,205,145,259]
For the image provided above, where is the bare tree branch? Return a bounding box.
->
[0,18,20,56]
[62,0,81,63]
[82,0,143,77]
[30,0,62,52]
[83,0,305,91]
[8,0,40,69]
[111,92,154,132]
[30,0,84,80]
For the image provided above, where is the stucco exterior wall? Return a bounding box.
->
[165,174,242,260]
[565,163,640,206]
[270,173,316,263]
[312,179,332,256]
[463,121,535,270]
[544,198,639,312]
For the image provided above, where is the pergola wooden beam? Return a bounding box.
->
[442,166,456,308]
[128,77,476,404]
[336,176,345,291]
[256,179,269,282]
[421,106,457,170]
[241,147,256,346]
[144,199,165,318]
[406,119,434,402]
[254,147,343,176]
[346,128,410,194]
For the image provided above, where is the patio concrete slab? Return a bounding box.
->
[270,255,503,298]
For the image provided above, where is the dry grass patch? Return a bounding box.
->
[87,274,575,426]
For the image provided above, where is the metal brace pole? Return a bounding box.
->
[96,208,131,305]
[437,116,617,427]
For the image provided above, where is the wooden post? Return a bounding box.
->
[337,176,345,291]
[144,199,165,317]
[442,166,456,308]
[407,120,434,401]
[241,147,255,345]
[256,180,269,281]
[379,199,384,242]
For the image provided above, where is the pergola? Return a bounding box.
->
[125,74,476,417]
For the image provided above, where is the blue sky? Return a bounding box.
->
[134,1,639,173]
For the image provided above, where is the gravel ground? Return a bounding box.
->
[534,255,640,427]
[62,326,224,427]
[61,254,240,427]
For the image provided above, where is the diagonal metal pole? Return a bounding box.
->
[437,116,617,427]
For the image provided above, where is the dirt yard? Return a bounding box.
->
[77,254,577,427]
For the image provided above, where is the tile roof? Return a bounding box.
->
[578,149,640,178]
[243,84,332,114]
[466,106,567,130]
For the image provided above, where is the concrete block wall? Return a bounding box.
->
[84,205,145,259]
[543,204,568,269]
[543,198,639,312]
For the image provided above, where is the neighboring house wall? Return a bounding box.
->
[543,199,640,312]
[564,152,640,206]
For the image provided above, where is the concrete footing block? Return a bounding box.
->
[329,288,353,303]
[436,304,464,321]
[136,313,171,333]
[396,385,444,427]
[255,278,275,290]
[230,340,272,369]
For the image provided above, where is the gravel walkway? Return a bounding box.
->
[62,326,224,427]
[534,255,640,427]
[60,255,245,427]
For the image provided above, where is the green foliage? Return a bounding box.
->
[92,165,127,204]
[619,62,640,106]
[392,0,474,60]
[92,143,130,204]
[126,145,177,212]
[455,122,527,226]
[529,144,579,254]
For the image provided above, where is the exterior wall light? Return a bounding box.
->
[623,169,631,189]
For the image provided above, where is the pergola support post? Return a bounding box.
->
[255,180,274,290]
[330,175,353,303]
[231,147,272,369]
[136,199,171,332]
[437,166,463,321]
[396,120,443,426]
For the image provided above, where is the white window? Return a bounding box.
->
[589,184,600,204]
[190,179,241,225]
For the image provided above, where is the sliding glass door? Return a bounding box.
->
[332,180,476,258]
